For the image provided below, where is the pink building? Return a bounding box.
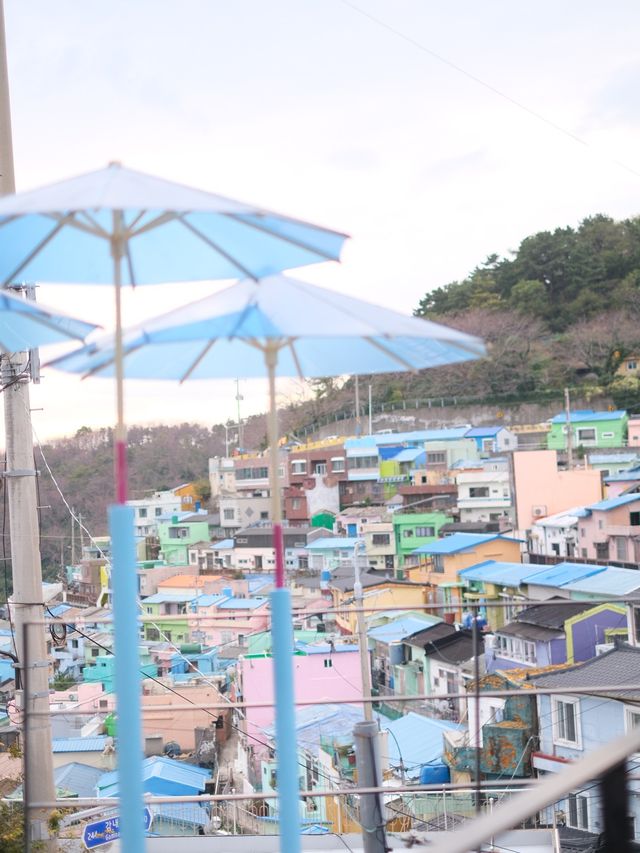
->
[577,493,640,563]
[629,417,640,447]
[513,450,602,533]
[238,644,363,739]
[190,595,270,647]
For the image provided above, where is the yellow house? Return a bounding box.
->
[173,482,201,512]
[329,578,429,635]
[412,533,523,588]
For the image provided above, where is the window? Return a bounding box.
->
[349,455,378,469]
[552,697,581,747]
[577,428,596,442]
[91,647,99,657]
[155,507,162,517]
[616,536,628,561]
[71,639,79,649]
[223,509,235,520]
[631,512,640,527]
[291,498,301,510]
[168,526,188,539]
[372,534,390,546]
[236,467,269,480]
[291,460,307,474]
[313,462,327,475]
[495,635,536,664]
[426,452,446,465]
[602,432,614,439]
[629,361,638,370]
[402,529,414,538]
[415,526,435,537]
[625,706,640,732]
[567,792,589,830]
[331,457,345,472]
[323,658,333,668]
[260,511,269,520]
[138,508,148,518]
[469,487,490,498]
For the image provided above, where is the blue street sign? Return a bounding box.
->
[82,809,152,848]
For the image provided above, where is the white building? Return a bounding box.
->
[528,506,586,559]
[127,491,181,537]
[455,469,513,524]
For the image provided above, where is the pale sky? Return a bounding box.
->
[4,0,640,440]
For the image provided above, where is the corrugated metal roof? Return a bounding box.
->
[142,592,199,604]
[465,426,503,437]
[380,712,462,777]
[459,560,546,587]
[305,537,361,550]
[589,453,639,464]
[98,756,211,794]
[497,622,562,642]
[522,562,607,587]
[55,762,104,798]
[211,538,234,549]
[588,493,640,511]
[217,597,269,610]
[192,594,229,608]
[368,615,438,644]
[414,532,520,555]
[550,409,626,423]
[52,736,109,753]
[512,599,594,629]
[563,567,640,595]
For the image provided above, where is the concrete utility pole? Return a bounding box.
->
[564,387,574,469]
[353,541,373,722]
[0,1,56,843]
[353,721,387,853]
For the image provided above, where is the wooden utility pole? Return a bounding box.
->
[0,2,56,844]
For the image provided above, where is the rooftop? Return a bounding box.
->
[531,643,640,700]
[158,574,207,588]
[422,629,475,663]
[368,614,439,644]
[413,532,521,556]
[522,562,607,587]
[588,493,640,511]
[563,567,640,595]
[380,711,462,777]
[550,409,627,424]
[510,598,595,630]
[459,560,544,587]
[305,537,362,551]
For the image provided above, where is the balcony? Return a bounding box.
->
[457,496,511,509]
[604,524,640,537]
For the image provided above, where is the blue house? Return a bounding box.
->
[531,645,640,834]
[464,426,517,454]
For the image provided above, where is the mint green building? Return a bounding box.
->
[157,514,216,564]
[392,510,452,568]
[547,410,628,451]
[84,650,157,692]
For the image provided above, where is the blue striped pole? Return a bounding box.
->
[109,504,145,852]
[270,587,301,853]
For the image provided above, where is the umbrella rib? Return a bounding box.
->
[127,210,147,232]
[74,211,112,239]
[127,211,181,238]
[179,340,216,383]
[226,213,341,263]
[11,305,95,341]
[46,211,109,240]
[1,217,71,286]
[175,216,259,281]
[364,336,418,371]
[124,242,136,287]
[286,339,305,381]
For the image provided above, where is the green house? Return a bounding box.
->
[392,510,452,568]
[547,409,628,451]
[157,514,214,564]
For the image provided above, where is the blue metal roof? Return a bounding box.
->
[142,592,199,604]
[55,762,104,798]
[344,428,470,449]
[305,537,362,550]
[217,596,269,609]
[264,702,364,747]
[465,426,503,437]
[564,567,640,595]
[211,538,234,549]
[522,562,607,587]
[52,736,109,753]
[588,493,640,512]
[368,614,439,644]
[379,712,462,778]
[392,447,426,463]
[413,532,521,556]
[98,756,211,794]
[550,409,627,424]
[191,594,229,608]
[459,560,548,587]
[604,468,640,482]
[589,453,639,464]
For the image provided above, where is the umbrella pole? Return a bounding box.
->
[110,226,145,853]
[265,342,301,853]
